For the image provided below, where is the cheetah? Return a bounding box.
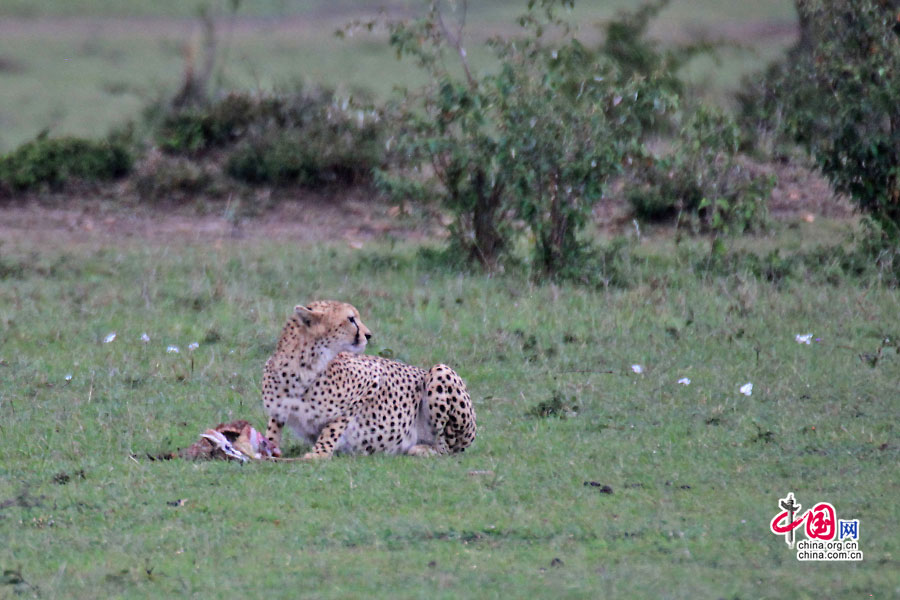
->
[262,300,476,459]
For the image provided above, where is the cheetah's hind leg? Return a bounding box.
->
[419,364,477,455]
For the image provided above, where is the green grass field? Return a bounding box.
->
[1,1,896,597]
[0,0,797,152]
[1,225,897,598]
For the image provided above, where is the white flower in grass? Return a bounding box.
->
[167,345,180,354]
[631,364,644,374]
[739,382,753,396]
[188,342,199,351]
[140,332,150,343]
[64,374,73,382]
[795,333,813,345]
[103,332,116,344]
[677,377,691,386]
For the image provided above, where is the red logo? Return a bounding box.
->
[805,503,836,540]
[770,492,863,561]
[770,494,838,547]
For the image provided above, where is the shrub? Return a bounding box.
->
[628,106,774,234]
[493,35,664,276]
[735,61,818,160]
[226,119,383,188]
[154,92,298,155]
[132,153,214,202]
[155,111,210,154]
[151,88,385,189]
[0,135,132,192]
[601,0,716,129]
[375,0,677,275]
[738,0,900,245]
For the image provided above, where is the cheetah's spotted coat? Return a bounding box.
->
[262,301,476,459]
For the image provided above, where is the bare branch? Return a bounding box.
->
[434,0,477,89]
[457,0,468,45]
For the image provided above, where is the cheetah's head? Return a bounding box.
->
[294,300,372,355]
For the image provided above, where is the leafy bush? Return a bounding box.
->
[738,0,900,245]
[226,119,383,188]
[735,61,816,160]
[154,91,313,155]
[628,106,774,234]
[0,135,132,191]
[132,153,214,202]
[375,0,677,275]
[150,88,385,189]
[601,0,715,129]
[602,1,774,237]
[499,32,679,275]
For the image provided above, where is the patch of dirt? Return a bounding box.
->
[0,158,852,248]
[0,184,444,247]
[594,157,851,230]
[746,157,853,219]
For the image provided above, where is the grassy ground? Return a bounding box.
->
[0,0,796,152]
[1,224,897,598]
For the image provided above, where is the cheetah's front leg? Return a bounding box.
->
[303,416,351,460]
[266,417,285,457]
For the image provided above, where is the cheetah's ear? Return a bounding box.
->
[294,305,324,328]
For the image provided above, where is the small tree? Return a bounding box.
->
[805,0,900,243]
[372,0,675,275]
[743,0,900,244]
[629,106,773,234]
[489,31,659,275]
[371,1,508,268]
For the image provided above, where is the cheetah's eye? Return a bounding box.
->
[348,316,357,325]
